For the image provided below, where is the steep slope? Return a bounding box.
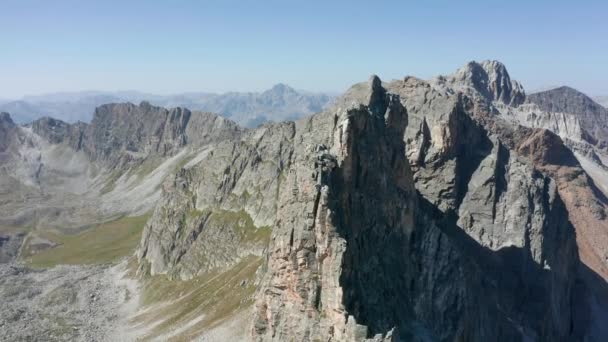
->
[406,61,608,340]
[0,102,241,245]
[2,61,607,341]
[80,102,240,166]
[0,113,28,262]
[138,74,583,341]
[138,121,294,280]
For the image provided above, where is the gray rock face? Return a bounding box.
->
[2,61,607,341]
[0,102,242,232]
[81,102,241,166]
[433,60,526,107]
[386,75,580,340]
[252,76,419,341]
[31,116,86,149]
[138,122,294,279]
[137,73,583,341]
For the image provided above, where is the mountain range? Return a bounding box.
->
[0,84,333,128]
[1,61,608,341]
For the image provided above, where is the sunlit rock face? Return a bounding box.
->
[2,60,608,341]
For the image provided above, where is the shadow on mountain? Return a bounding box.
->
[323,89,606,340]
[453,104,495,208]
[574,261,608,340]
[336,184,606,341]
[586,174,608,208]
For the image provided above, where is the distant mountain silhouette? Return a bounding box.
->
[0,85,333,127]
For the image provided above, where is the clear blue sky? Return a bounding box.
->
[1,0,607,98]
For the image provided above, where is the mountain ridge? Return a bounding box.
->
[0,85,334,128]
[1,61,608,341]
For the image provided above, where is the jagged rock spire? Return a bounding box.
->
[448,60,526,106]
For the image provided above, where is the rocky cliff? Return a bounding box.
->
[136,66,595,341]
[138,121,294,279]
[31,102,241,167]
[0,102,241,232]
[2,61,608,341]
[392,62,608,341]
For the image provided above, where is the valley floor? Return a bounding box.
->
[0,260,141,342]
[0,256,255,342]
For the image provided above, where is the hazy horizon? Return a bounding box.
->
[0,84,337,102]
[1,0,607,98]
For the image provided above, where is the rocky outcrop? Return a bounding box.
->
[29,102,242,168]
[508,86,608,284]
[133,69,591,341]
[0,102,243,232]
[31,116,86,150]
[82,102,241,166]
[251,76,418,341]
[433,60,526,107]
[137,122,294,279]
[0,232,25,263]
[404,63,608,341]
[387,76,578,341]
[2,61,607,341]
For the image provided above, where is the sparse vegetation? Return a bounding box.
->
[208,209,271,243]
[132,157,163,180]
[25,213,151,268]
[133,256,262,340]
[0,224,31,234]
[99,170,125,195]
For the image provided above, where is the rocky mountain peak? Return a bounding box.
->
[3,62,608,341]
[528,85,606,115]
[261,83,299,98]
[448,60,526,106]
[527,86,608,148]
[369,74,382,89]
[332,74,388,115]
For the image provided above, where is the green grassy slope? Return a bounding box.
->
[24,213,151,268]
